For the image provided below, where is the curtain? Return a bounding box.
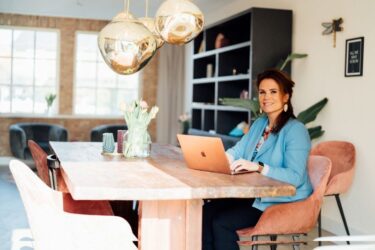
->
[156,44,186,145]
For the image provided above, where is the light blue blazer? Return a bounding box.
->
[226,116,312,211]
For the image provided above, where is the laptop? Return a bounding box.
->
[177,134,254,175]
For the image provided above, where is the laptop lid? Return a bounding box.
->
[177,134,231,175]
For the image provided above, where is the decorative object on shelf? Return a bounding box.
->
[122,99,159,158]
[214,33,230,49]
[232,68,237,75]
[102,133,115,153]
[206,64,213,78]
[229,121,249,137]
[345,37,364,77]
[321,17,343,48]
[45,93,56,116]
[155,0,204,45]
[98,0,157,75]
[178,113,191,134]
[138,0,164,49]
[116,130,127,153]
[240,90,249,99]
[198,39,205,53]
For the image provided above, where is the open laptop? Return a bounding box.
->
[177,134,254,175]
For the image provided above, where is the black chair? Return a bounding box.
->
[9,123,68,160]
[187,128,241,150]
[90,124,128,142]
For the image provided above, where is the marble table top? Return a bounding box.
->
[50,142,296,201]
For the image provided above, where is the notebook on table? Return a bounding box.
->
[177,134,257,175]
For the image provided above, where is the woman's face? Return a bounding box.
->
[258,78,289,116]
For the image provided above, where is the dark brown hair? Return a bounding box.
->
[257,68,296,134]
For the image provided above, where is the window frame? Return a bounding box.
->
[73,31,141,118]
[0,25,60,115]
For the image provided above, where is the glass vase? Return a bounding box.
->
[122,126,151,158]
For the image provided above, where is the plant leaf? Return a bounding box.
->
[308,126,325,140]
[297,98,328,125]
[220,98,260,118]
[279,53,308,70]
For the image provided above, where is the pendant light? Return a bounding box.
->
[98,0,157,75]
[155,0,204,45]
[139,0,165,49]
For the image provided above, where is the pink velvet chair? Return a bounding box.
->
[311,141,356,244]
[237,155,332,249]
[28,140,113,216]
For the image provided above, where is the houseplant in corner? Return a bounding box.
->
[220,53,328,140]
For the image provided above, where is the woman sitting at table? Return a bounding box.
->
[202,69,312,250]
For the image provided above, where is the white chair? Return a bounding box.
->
[9,160,137,250]
[314,235,375,250]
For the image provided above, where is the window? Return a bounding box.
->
[0,27,59,114]
[74,32,139,116]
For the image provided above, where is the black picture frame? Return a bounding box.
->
[345,37,364,77]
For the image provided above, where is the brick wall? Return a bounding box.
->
[0,13,159,156]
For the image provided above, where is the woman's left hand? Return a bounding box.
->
[230,159,260,172]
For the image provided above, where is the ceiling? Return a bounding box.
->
[0,0,229,21]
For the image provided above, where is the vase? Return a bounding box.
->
[122,126,151,158]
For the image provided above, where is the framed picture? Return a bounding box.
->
[345,37,364,77]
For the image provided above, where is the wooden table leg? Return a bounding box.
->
[139,199,203,250]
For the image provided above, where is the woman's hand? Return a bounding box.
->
[230,159,260,173]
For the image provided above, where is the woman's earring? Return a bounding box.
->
[283,103,288,112]
[259,108,263,114]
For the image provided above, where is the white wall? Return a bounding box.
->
[191,0,375,235]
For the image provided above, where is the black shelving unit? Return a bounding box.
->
[191,7,292,135]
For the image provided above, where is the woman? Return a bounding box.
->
[202,69,312,250]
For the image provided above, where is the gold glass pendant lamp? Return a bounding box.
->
[98,0,157,75]
[155,0,204,45]
[138,0,165,49]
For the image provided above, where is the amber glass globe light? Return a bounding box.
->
[139,17,165,49]
[155,0,204,45]
[98,12,157,75]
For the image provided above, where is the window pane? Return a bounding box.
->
[36,31,58,59]
[0,58,11,83]
[34,86,56,114]
[75,88,96,114]
[12,86,33,113]
[12,58,34,85]
[118,74,139,89]
[76,61,96,87]
[0,29,12,57]
[96,88,118,115]
[76,33,97,61]
[0,86,10,112]
[13,30,35,58]
[97,62,116,87]
[35,59,56,86]
[117,89,138,105]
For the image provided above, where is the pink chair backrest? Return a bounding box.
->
[308,155,332,202]
[28,140,51,187]
[311,141,356,194]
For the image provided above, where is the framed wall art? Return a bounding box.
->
[345,37,364,77]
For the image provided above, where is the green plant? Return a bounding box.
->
[220,53,328,140]
[45,93,57,107]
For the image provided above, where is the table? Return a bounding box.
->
[50,142,295,250]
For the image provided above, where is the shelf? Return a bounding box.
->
[192,103,249,112]
[193,74,250,83]
[193,41,251,59]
